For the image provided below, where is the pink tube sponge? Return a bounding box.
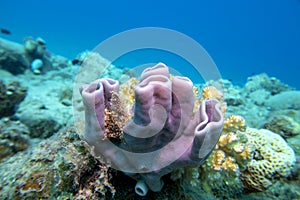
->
[80,63,224,194]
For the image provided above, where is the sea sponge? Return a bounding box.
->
[199,86,227,114]
[81,63,224,195]
[241,128,296,191]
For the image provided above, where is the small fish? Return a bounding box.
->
[1,28,11,35]
[72,59,82,65]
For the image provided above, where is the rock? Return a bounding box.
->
[15,70,73,138]
[0,80,27,118]
[266,91,300,110]
[0,38,29,74]
[0,127,115,199]
[0,117,30,161]
[18,109,62,138]
[262,115,300,138]
[247,89,271,106]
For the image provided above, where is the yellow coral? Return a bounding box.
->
[199,86,227,114]
[218,132,238,148]
[212,150,226,171]
[222,157,239,172]
[223,115,246,132]
[202,86,223,100]
[237,145,253,160]
[240,128,296,191]
[210,150,239,172]
[204,115,252,176]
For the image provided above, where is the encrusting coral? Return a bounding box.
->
[240,128,296,191]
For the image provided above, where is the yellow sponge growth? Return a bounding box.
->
[241,128,296,191]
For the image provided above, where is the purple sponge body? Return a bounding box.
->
[80,63,224,192]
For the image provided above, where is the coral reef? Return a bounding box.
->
[244,73,292,95]
[80,63,224,195]
[0,127,115,199]
[178,114,297,199]
[0,117,30,161]
[241,128,296,191]
[0,80,27,117]
[0,36,299,199]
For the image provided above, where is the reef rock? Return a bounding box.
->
[262,115,300,138]
[0,38,29,74]
[16,70,73,138]
[0,80,27,118]
[244,73,292,95]
[266,91,300,110]
[0,127,115,199]
[0,117,30,161]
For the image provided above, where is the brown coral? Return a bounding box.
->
[240,128,296,191]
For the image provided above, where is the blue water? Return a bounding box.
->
[1,0,300,88]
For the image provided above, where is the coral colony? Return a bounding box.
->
[80,63,224,196]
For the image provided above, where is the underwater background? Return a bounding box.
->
[1,0,300,88]
[0,0,300,199]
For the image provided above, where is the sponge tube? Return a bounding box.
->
[135,180,148,196]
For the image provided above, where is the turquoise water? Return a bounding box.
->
[1,0,300,88]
